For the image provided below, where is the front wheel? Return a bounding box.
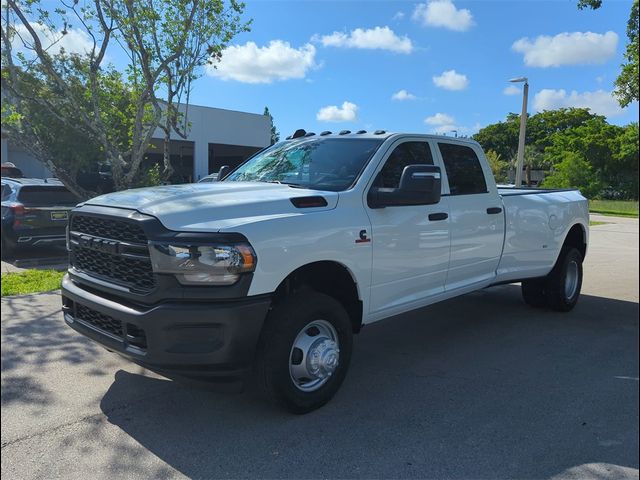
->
[254,289,353,414]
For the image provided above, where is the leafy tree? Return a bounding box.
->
[578,0,639,107]
[472,117,519,161]
[264,107,280,145]
[485,150,509,183]
[476,108,638,199]
[473,108,601,162]
[542,152,602,199]
[1,0,249,199]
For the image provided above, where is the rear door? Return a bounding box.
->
[436,141,504,290]
[366,139,451,317]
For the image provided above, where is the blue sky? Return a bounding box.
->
[17,0,640,137]
[186,0,638,138]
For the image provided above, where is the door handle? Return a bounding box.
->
[486,207,502,215]
[428,212,448,221]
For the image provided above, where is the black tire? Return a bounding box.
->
[254,289,353,414]
[521,279,548,308]
[545,247,583,312]
[1,235,14,260]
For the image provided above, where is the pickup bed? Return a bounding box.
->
[61,131,588,413]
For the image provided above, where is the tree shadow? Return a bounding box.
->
[1,293,103,408]
[88,286,638,479]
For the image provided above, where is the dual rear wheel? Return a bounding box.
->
[521,247,583,312]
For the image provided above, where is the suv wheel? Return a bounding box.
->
[254,289,353,414]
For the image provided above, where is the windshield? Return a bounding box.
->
[223,138,383,191]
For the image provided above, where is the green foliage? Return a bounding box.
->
[485,150,510,183]
[577,0,602,9]
[475,108,638,199]
[1,270,65,296]
[1,0,250,199]
[136,163,163,187]
[589,199,639,217]
[577,0,639,107]
[542,152,602,199]
[614,0,639,107]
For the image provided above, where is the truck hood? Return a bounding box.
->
[85,182,339,231]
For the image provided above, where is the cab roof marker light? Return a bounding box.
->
[292,129,307,139]
[374,130,386,135]
[356,130,367,134]
[320,131,332,136]
[339,130,351,135]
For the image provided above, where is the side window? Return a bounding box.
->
[376,142,434,188]
[438,143,487,195]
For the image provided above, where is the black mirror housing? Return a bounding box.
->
[217,165,231,181]
[368,164,442,208]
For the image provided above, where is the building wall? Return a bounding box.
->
[2,140,53,178]
[2,104,270,182]
[152,104,271,181]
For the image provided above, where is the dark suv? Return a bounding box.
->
[1,178,79,258]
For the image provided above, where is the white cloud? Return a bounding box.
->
[425,112,455,125]
[412,0,474,31]
[432,69,469,90]
[512,31,618,67]
[14,23,93,56]
[207,40,317,83]
[391,89,417,101]
[424,113,480,135]
[503,85,521,96]
[316,101,359,122]
[392,11,405,21]
[317,26,413,54]
[533,89,625,117]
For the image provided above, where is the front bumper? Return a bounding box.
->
[61,275,271,382]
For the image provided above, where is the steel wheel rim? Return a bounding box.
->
[565,260,579,300]
[289,319,340,392]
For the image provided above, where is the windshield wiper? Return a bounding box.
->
[263,180,308,189]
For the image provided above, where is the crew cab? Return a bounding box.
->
[61,131,589,413]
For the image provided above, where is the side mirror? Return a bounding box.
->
[217,165,230,181]
[368,165,442,208]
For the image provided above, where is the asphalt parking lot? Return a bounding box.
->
[1,215,638,480]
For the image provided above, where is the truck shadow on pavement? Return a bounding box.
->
[94,285,639,479]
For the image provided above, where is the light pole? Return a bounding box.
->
[509,77,528,187]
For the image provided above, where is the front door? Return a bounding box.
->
[366,140,451,317]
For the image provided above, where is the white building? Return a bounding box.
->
[1,103,271,182]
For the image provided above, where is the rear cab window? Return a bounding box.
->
[438,143,487,195]
[18,186,79,206]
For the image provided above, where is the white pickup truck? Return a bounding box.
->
[62,130,589,413]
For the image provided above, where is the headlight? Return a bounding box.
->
[149,242,256,285]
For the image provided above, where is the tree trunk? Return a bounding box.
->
[162,128,174,181]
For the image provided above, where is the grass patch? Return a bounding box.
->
[589,221,608,226]
[589,200,639,218]
[1,270,65,296]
